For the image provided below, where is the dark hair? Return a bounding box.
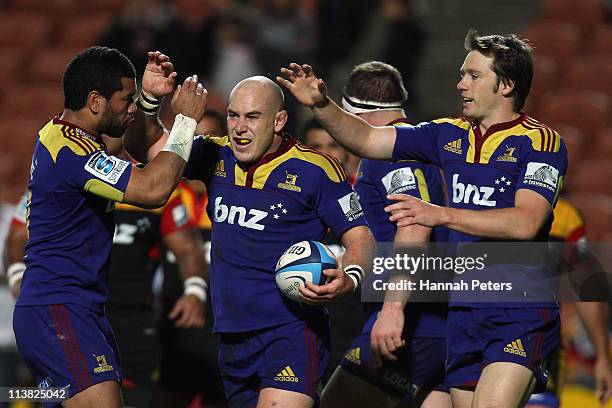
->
[464,29,533,112]
[63,46,136,110]
[343,61,407,103]
[299,118,324,144]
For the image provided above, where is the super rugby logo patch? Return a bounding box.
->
[84,151,129,185]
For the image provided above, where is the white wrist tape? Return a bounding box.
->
[7,262,25,291]
[137,90,162,115]
[162,114,197,162]
[184,276,208,303]
[344,264,364,291]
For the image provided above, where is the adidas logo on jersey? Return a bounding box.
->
[344,347,361,365]
[214,160,227,177]
[444,139,463,154]
[274,366,299,382]
[503,339,527,357]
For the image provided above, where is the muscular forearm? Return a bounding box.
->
[312,97,394,160]
[123,152,186,208]
[441,206,543,240]
[175,242,208,282]
[341,226,375,276]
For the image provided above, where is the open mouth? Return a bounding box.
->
[462,97,474,104]
[234,137,252,146]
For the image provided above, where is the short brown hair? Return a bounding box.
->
[343,61,407,103]
[464,29,534,112]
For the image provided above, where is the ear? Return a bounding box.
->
[500,79,515,97]
[274,110,288,133]
[87,90,106,114]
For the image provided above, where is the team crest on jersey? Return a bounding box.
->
[382,167,417,194]
[214,160,227,177]
[277,171,302,192]
[523,162,559,192]
[496,146,518,162]
[93,355,114,373]
[84,151,129,185]
[338,192,364,222]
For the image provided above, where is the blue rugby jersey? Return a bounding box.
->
[355,121,448,338]
[392,113,568,307]
[17,117,132,311]
[184,135,367,333]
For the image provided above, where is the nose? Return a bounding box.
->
[128,101,137,114]
[235,117,248,134]
[457,76,467,92]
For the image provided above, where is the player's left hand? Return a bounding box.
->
[298,267,354,304]
[385,194,446,228]
[169,294,206,328]
[142,50,177,99]
[594,354,612,405]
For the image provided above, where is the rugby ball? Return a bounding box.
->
[275,241,338,303]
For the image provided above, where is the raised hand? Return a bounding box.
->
[142,51,178,99]
[171,75,207,123]
[276,63,328,108]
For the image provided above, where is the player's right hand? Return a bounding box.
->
[142,51,177,99]
[171,75,207,123]
[277,63,328,108]
[370,303,406,367]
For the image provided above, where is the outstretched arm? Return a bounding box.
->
[122,75,207,208]
[277,63,396,160]
[386,189,551,241]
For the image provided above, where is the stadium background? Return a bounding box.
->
[0,0,610,407]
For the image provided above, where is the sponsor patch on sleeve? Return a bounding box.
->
[381,167,417,195]
[523,162,560,192]
[84,151,130,185]
[338,191,364,222]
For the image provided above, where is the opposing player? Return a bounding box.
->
[279,29,567,408]
[12,47,207,407]
[125,74,375,408]
[527,198,612,407]
[320,61,449,408]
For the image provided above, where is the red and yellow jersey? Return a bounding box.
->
[550,197,586,243]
